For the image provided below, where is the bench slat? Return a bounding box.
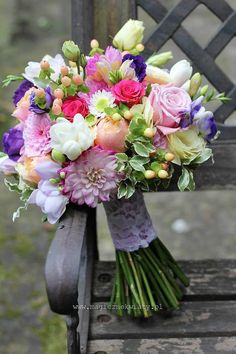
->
[88,337,236,354]
[93,259,236,301]
[89,300,236,339]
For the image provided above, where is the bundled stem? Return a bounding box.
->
[110,237,189,317]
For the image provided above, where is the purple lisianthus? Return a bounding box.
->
[12,79,33,107]
[28,161,69,224]
[29,86,53,114]
[122,54,147,82]
[195,111,217,142]
[180,96,204,128]
[2,125,24,161]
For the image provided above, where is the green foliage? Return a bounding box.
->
[2,74,24,87]
[109,69,122,84]
[178,167,195,192]
[85,114,97,126]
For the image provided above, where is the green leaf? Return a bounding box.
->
[187,170,196,191]
[130,156,149,165]
[129,159,145,172]
[177,167,190,192]
[128,115,147,136]
[2,74,24,87]
[4,179,21,193]
[133,142,150,157]
[116,153,128,162]
[104,107,118,116]
[146,83,152,96]
[109,70,122,84]
[85,114,97,126]
[78,84,90,93]
[193,148,212,164]
[117,182,128,199]
[119,103,129,114]
[125,184,135,198]
[66,84,77,96]
[89,48,104,56]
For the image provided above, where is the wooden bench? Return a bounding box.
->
[45,1,236,353]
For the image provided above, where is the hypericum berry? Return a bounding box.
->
[35,88,45,97]
[165,152,175,162]
[52,103,62,115]
[61,76,71,87]
[158,170,168,179]
[144,128,155,138]
[90,39,99,49]
[72,74,83,85]
[112,113,122,121]
[54,88,64,99]
[144,170,156,179]
[40,60,50,71]
[53,98,63,106]
[161,163,169,171]
[136,43,144,52]
[60,66,69,76]
[123,110,133,120]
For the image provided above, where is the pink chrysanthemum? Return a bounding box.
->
[61,146,120,207]
[23,112,51,157]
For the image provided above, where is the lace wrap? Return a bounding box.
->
[103,190,156,252]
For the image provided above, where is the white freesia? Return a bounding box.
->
[113,19,144,51]
[169,60,193,87]
[23,54,66,86]
[50,114,94,161]
[145,65,171,85]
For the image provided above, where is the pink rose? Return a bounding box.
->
[149,84,191,135]
[62,96,89,121]
[112,80,145,107]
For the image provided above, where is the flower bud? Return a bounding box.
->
[54,88,64,99]
[165,152,175,162]
[40,60,50,71]
[112,113,122,121]
[90,39,99,49]
[146,51,173,67]
[136,43,144,52]
[144,170,156,179]
[62,40,80,62]
[158,170,168,179]
[60,171,66,179]
[35,88,45,97]
[51,149,66,163]
[200,84,209,96]
[161,163,169,170]
[53,98,63,106]
[113,19,144,51]
[169,60,193,87]
[72,74,83,85]
[61,76,71,87]
[189,73,202,97]
[80,54,87,68]
[123,110,133,120]
[60,66,69,76]
[144,128,155,138]
[52,104,62,115]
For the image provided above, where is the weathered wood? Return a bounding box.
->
[71,0,93,52]
[89,300,236,339]
[88,337,236,354]
[93,260,236,301]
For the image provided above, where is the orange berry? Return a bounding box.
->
[158,170,168,179]
[60,66,69,76]
[53,98,63,106]
[52,104,62,115]
[54,88,64,99]
[123,110,133,120]
[165,152,175,162]
[40,60,50,70]
[161,163,169,171]
[35,88,45,97]
[144,170,156,179]
[72,74,83,85]
[61,76,71,87]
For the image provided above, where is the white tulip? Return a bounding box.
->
[112,19,144,51]
[169,60,193,87]
[145,65,171,85]
[50,114,94,161]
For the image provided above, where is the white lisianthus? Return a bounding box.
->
[167,127,211,165]
[50,114,94,161]
[23,54,67,86]
[169,60,193,87]
[145,65,171,85]
[112,19,144,51]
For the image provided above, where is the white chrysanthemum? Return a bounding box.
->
[89,90,116,118]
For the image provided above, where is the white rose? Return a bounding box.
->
[50,114,94,161]
[112,19,144,51]
[169,60,193,87]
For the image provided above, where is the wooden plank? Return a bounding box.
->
[88,337,236,354]
[89,300,236,339]
[93,260,236,301]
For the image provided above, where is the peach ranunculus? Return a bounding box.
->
[148,84,191,135]
[16,155,52,185]
[12,88,35,122]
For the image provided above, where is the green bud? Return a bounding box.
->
[146,51,173,67]
[189,73,202,97]
[49,178,60,185]
[199,84,209,96]
[60,171,66,179]
[62,41,80,62]
[51,149,66,163]
[109,70,122,84]
[80,54,87,68]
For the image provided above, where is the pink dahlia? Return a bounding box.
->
[23,112,51,157]
[61,146,120,207]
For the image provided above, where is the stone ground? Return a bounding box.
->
[0,1,235,353]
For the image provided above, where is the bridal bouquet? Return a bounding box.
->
[1,19,224,317]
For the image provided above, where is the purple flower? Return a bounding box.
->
[180,96,204,128]
[0,156,17,175]
[28,161,69,224]
[29,86,53,114]
[195,111,217,142]
[122,54,147,82]
[2,125,24,161]
[12,79,33,107]
[61,146,120,208]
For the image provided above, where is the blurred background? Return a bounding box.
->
[0,0,235,353]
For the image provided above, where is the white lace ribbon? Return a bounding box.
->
[103,190,157,252]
